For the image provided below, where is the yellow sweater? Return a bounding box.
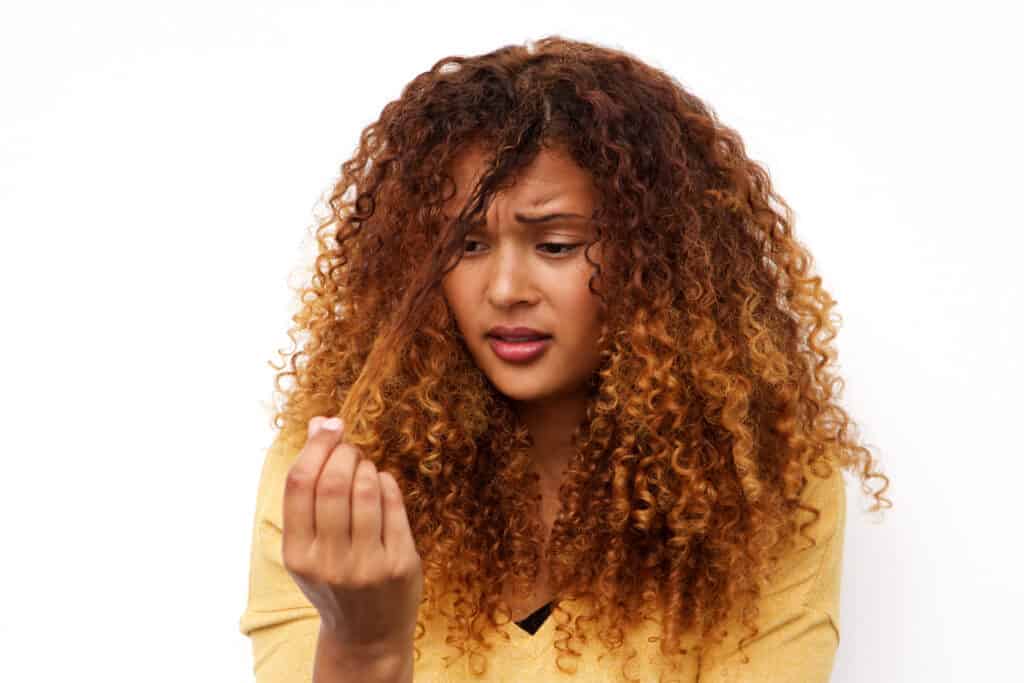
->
[240,435,846,682]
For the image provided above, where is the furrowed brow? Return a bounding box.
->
[442,211,589,229]
[513,211,587,224]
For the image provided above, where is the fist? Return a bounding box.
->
[281,416,423,651]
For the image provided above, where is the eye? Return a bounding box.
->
[538,243,583,256]
[461,241,584,256]
[463,239,485,254]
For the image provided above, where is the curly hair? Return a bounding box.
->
[267,35,891,681]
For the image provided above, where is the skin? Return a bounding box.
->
[285,416,421,677]
[440,144,607,512]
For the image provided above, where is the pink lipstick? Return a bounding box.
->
[487,336,552,362]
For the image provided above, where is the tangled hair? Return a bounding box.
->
[268,36,891,681]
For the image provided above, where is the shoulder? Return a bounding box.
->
[695,466,848,677]
[763,463,846,603]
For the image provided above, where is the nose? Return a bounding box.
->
[485,243,539,309]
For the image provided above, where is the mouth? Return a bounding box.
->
[486,335,553,363]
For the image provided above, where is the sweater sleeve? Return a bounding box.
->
[239,434,322,683]
[696,466,847,683]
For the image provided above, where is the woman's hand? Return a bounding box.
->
[282,416,423,654]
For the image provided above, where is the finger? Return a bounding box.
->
[315,441,361,555]
[308,416,327,437]
[282,417,345,553]
[350,458,384,551]
[378,471,415,556]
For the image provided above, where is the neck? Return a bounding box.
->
[513,390,588,489]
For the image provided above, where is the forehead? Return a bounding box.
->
[444,145,596,212]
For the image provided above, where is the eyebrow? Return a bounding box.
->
[442,211,589,229]
[513,211,587,224]
[444,211,585,223]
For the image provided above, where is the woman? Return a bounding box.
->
[239,36,891,683]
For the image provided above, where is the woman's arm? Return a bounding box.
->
[240,435,320,681]
[314,627,413,683]
[241,434,419,682]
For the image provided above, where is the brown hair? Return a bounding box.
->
[268,35,891,681]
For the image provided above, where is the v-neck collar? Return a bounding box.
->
[506,598,565,656]
[512,600,554,635]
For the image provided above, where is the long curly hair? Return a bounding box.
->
[267,35,891,680]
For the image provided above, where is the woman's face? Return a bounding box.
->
[441,145,606,404]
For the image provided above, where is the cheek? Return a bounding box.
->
[559,277,604,336]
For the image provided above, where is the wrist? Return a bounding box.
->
[314,625,414,683]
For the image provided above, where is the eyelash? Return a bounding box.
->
[463,241,584,257]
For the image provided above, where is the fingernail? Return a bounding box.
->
[322,417,343,431]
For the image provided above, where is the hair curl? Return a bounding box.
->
[267,35,891,681]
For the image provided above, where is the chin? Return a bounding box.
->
[489,381,550,403]
[484,371,557,403]
[490,373,586,406]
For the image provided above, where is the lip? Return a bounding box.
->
[488,336,552,363]
[487,325,550,338]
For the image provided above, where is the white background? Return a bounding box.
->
[1,1,1019,681]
